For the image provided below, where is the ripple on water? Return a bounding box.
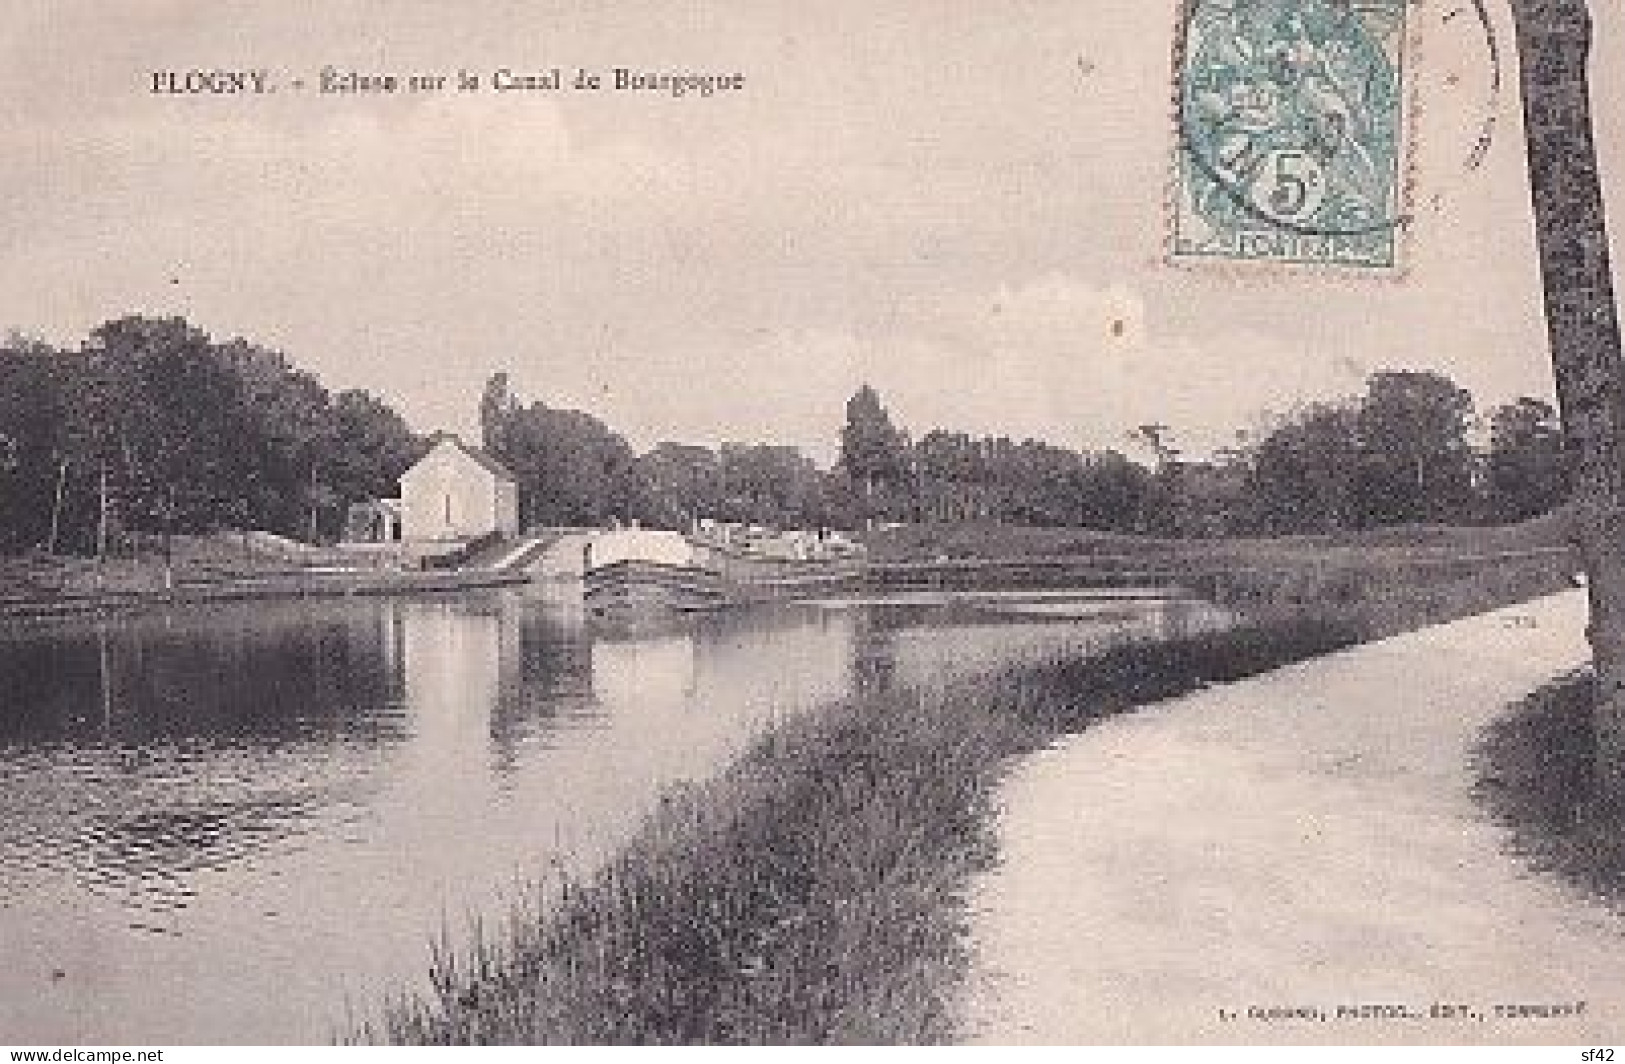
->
[0,732,396,926]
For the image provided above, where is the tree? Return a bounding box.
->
[479,372,517,458]
[1167,459,1249,538]
[324,389,424,528]
[1246,403,1363,533]
[1126,424,1180,472]
[0,316,426,552]
[482,380,646,528]
[219,339,336,536]
[1511,0,1625,791]
[915,429,988,521]
[77,316,252,537]
[1353,370,1477,526]
[1486,396,1568,521]
[717,443,827,528]
[1077,451,1159,534]
[839,385,909,522]
[638,442,723,527]
[0,337,69,552]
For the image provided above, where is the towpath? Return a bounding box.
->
[965,589,1625,1044]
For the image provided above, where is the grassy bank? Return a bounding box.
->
[865,512,1570,565]
[0,534,540,620]
[864,517,1576,625]
[357,548,1578,1045]
[0,533,371,600]
[1195,541,1579,640]
[1474,673,1625,906]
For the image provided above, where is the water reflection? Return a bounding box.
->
[0,603,409,746]
[0,587,1204,1044]
[0,603,413,934]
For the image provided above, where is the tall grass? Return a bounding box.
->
[1199,545,1579,639]
[355,549,1577,1045]
[1474,672,1625,907]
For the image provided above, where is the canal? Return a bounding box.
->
[0,586,1213,1044]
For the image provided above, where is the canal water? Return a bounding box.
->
[0,586,1213,1044]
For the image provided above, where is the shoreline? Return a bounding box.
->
[2,535,1577,626]
[0,567,533,623]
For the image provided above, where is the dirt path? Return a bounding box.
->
[965,590,1625,1044]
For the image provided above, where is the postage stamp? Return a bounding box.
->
[1169,0,1416,272]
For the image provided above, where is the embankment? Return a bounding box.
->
[0,536,530,621]
[0,562,527,622]
[864,513,1570,565]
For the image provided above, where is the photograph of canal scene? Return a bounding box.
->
[5,0,1625,1051]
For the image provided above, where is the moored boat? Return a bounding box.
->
[582,529,730,620]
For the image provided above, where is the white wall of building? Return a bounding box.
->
[399,439,519,541]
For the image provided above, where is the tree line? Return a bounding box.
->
[836,374,1569,537]
[480,372,852,531]
[0,316,422,555]
[0,315,1572,556]
[481,370,1569,540]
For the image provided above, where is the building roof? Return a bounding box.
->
[348,498,403,515]
[413,432,517,483]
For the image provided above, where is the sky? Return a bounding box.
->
[3,0,1624,463]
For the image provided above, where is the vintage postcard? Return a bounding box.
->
[1,0,1624,1052]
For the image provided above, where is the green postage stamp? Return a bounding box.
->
[1170,0,1415,271]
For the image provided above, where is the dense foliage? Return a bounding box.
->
[828,370,1570,537]
[1239,371,1567,533]
[0,314,1571,556]
[0,317,423,553]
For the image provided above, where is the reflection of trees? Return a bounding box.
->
[0,600,410,746]
[0,592,864,929]
[0,599,410,919]
[578,604,858,743]
[849,607,900,696]
[487,597,595,777]
[587,636,697,712]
